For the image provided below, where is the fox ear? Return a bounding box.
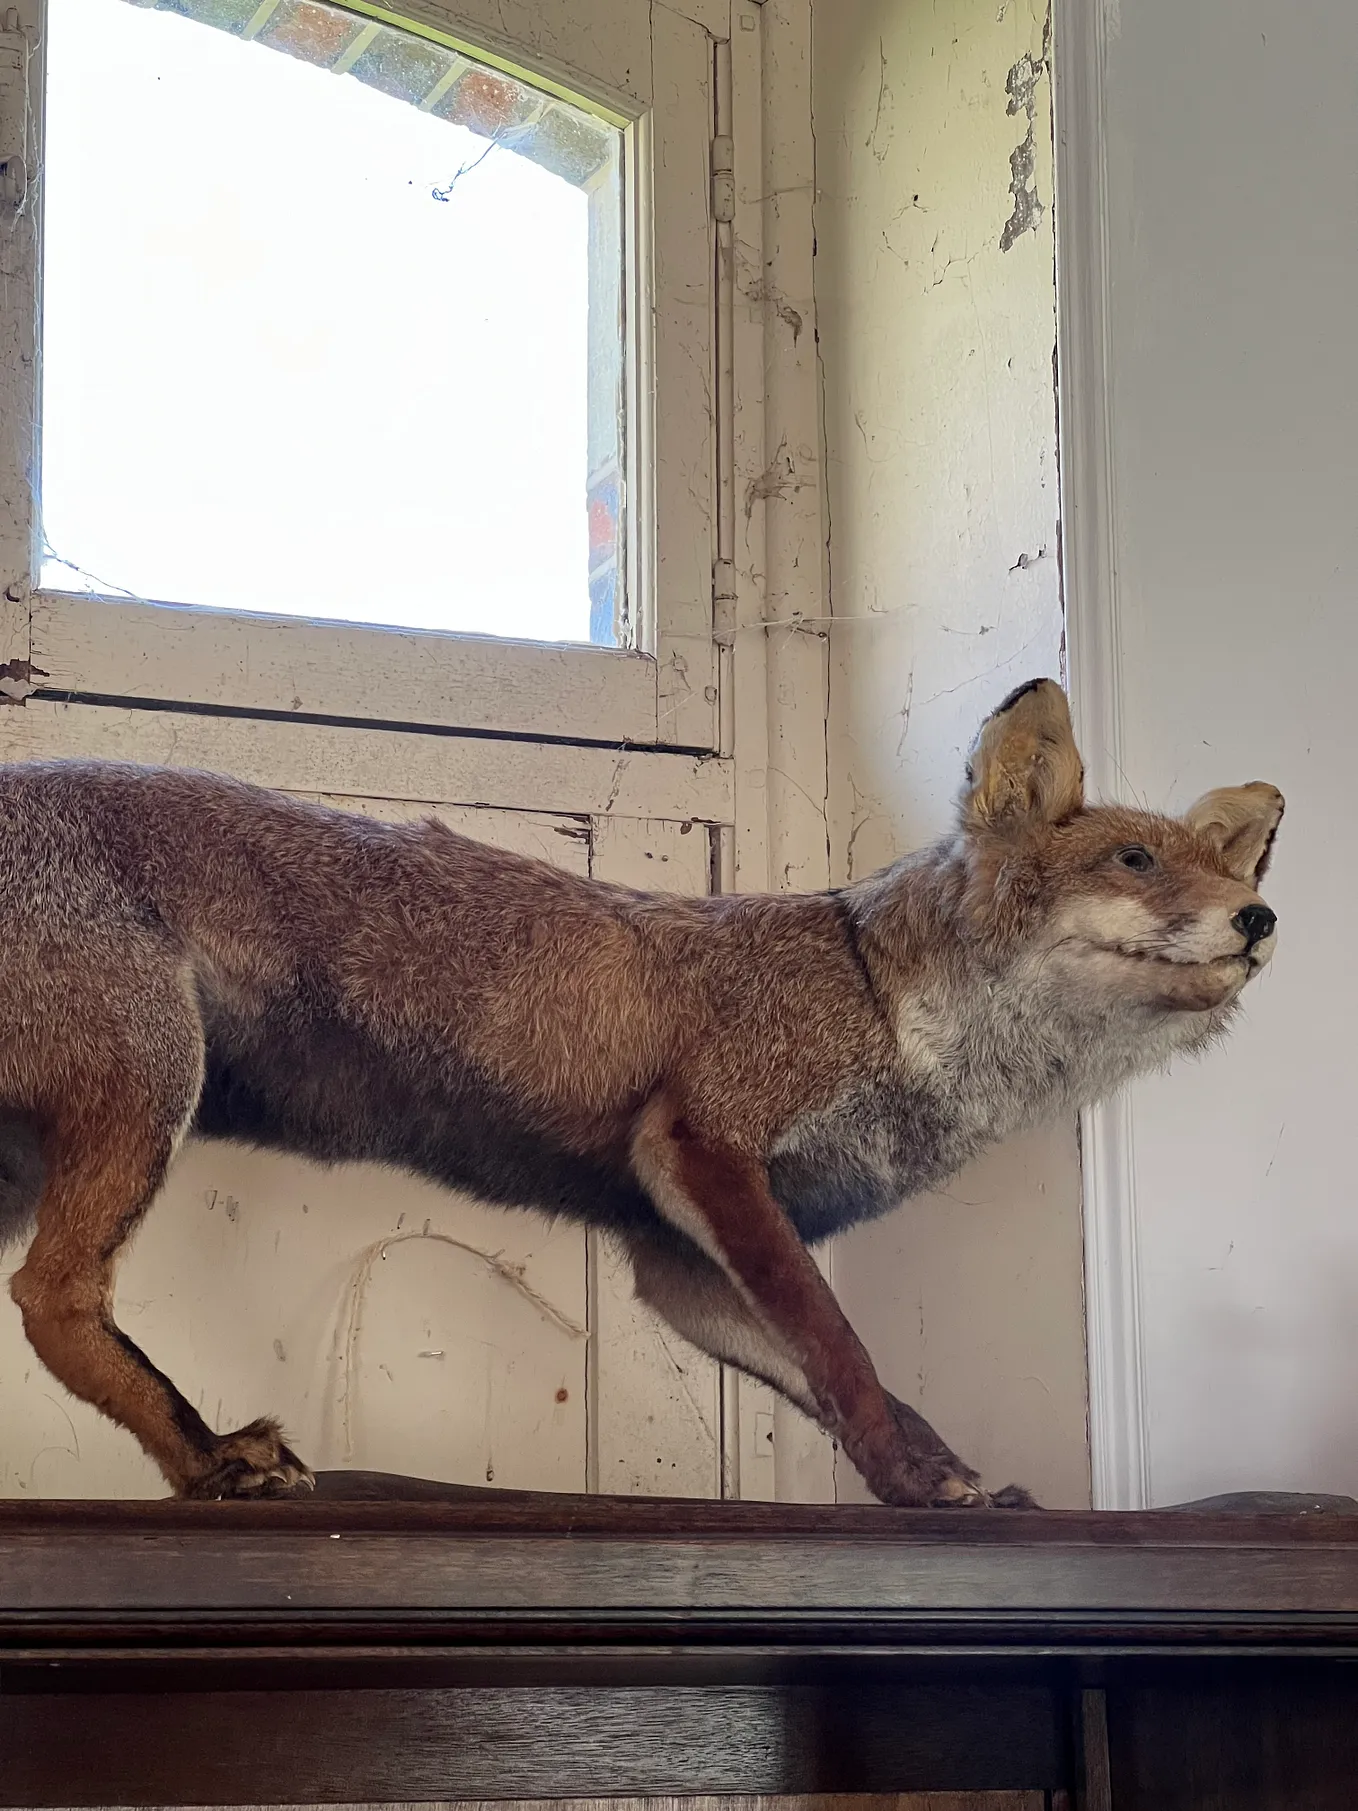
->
[1183,783,1285,884]
[960,678,1084,833]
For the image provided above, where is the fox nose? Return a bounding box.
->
[1232,903,1277,948]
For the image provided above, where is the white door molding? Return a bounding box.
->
[1052,0,1149,1510]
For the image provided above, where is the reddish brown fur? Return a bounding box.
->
[0,680,1283,1505]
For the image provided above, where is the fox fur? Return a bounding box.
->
[0,679,1283,1506]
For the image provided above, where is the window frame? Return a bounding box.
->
[0,0,725,752]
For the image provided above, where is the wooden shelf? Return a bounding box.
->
[5,1490,1358,1806]
[5,1490,1358,1651]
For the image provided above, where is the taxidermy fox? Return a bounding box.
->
[0,679,1282,1506]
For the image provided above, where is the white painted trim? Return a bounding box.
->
[0,697,734,822]
[650,2,721,749]
[752,0,835,1505]
[30,592,662,744]
[0,0,39,672]
[1052,0,1149,1510]
[1077,1093,1149,1510]
[728,0,772,898]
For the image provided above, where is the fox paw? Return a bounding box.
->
[183,1418,315,1500]
[989,1481,1041,1509]
[932,1477,1042,1509]
[873,1395,1041,1508]
[869,1446,986,1508]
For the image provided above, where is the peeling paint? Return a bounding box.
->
[1000,35,1049,252]
[0,658,48,704]
[1000,123,1042,251]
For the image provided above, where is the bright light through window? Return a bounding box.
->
[40,0,627,646]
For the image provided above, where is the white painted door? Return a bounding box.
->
[0,0,756,1497]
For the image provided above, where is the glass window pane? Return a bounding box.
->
[39,0,627,646]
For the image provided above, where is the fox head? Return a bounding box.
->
[956,678,1282,1035]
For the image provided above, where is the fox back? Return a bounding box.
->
[0,678,1284,1505]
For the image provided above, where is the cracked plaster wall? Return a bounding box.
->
[812,0,1090,1505]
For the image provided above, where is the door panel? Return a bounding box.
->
[0,698,733,820]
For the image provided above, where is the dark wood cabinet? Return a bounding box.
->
[5,1488,1358,1807]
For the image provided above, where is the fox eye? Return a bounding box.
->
[1116,845,1156,874]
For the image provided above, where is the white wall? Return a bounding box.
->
[1085,0,1358,1503]
[813,0,1092,1508]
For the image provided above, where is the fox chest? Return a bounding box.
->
[765,1082,970,1246]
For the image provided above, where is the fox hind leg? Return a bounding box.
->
[5,968,312,1499]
